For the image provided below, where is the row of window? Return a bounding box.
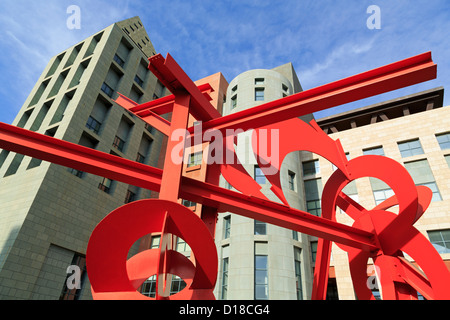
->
[302,133,450,216]
[229,78,290,110]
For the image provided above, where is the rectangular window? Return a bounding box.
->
[255,88,264,101]
[176,237,191,255]
[221,257,229,300]
[254,220,267,235]
[182,199,196,208]
[436,132,450,150]
[134,75,144,87]
[398,139,424,158]
[303,160,320,176]
[373,188,395,206]
[363,146,385,156]
[140,275,156,298]
[404,159,442,202]
[150,235,161,249]
[59,254,87,300]
[112,136,125,152]
[136,152,145,164]
[124,189,136,203]
[86,116,101,134]
[101,82,114,97]
[254,243,268,300]
[445,155,450,168]
[224,216,231,239]
[68,168,83,178]
[294,247,303,300]
[254,166,266,184]
[188,152,202,167]
[255,78,264,85]
[113,54,125,67]
[98,177,113,194]
[427,230,450,254]
[170,276,187,295]
[304,178,323,216]
[288,171,296,191]
[231,95,237,109]
[310,241,318,265]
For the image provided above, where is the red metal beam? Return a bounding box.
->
[0,122,376,251]
[148,54,222,121]
[187,52,436,134]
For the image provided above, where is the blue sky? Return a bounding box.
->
[0,0,449,124]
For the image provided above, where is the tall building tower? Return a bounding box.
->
[213,64,316,300]
[0,17,166,299]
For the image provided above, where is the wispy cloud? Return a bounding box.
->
[0,0,449,124]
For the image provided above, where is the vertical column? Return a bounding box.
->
[156,91,190,299]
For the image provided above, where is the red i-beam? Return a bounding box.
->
[0,51,448,300]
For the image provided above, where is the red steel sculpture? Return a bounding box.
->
[0,51,449,300]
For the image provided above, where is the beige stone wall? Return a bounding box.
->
[302,105,450,299]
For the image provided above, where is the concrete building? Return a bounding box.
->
[310,87,450,299]
[0,16,166,299]
[213,65,316,300]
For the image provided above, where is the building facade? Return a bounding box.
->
[0,17,166,299]
[213,64,316,300]
[310,87,450,299]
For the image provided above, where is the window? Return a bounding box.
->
[404,159,442,202]
[254,243,268,300]
[188,152,202,167]
[310,241,318,265]
[363,146,385,156]
[303,160,320,176]
[86,116,101,134]
[445,155,450,168]
[254,220,267,235]
[306,200,321,217]
[373,188,395,206]
[112,135,125,152]
[288,171,296,191]
[255,78,264,85]
[255,88,264,101]
[59,254,87,300]
[140,275,156,298]
[98,177,113,193]
[134,75,144,87]
[427,230,450,254]
[136,152,145,164]
[294,247,303,300]
[221,257,229,300]
[101,82,114,97]
[254,166,266,184]
[398,139,424,158]
[231,95,237,109]
[182,199,196,208]
[124,189,136,203]
[224,216,231,239]
[170,276,187,295]
[436,132,450,150]
[68,168,83,178]
[176,237,191,255]
[150,235,161,249]
[292,230,298,241]
[304,179,323,216]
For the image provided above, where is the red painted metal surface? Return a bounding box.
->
[0,51,449,300]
